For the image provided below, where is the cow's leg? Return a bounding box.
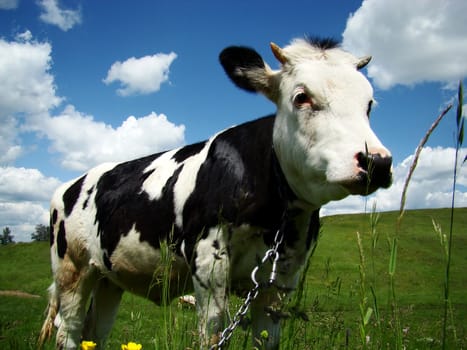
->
[55,256,97,349]
[250,290,282,350]
[192,226,230,348]
[82,277,123,347]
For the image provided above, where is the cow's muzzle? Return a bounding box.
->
[344,151,393,195]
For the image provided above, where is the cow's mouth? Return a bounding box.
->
[341,170,392,196]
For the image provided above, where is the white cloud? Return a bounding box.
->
[0,34,185,171]
[38,0,81,31]
[323,146,467,216]
[0,35,61,165]
[0,167,62,242]
[29,105,185,171]
[0,37,61,117]
[0,116,22,164]
[342,0,467,89]
[0,167,61,202]
[0,202,50,242]
[103,52,177,96]
[15,30,32,42]
[0,0,18,10]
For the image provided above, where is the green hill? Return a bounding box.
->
[1,208,465,349]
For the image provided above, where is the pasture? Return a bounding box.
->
[1,208,466,349]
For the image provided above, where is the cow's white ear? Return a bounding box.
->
[270,42,288,65]
[356,55,372,70]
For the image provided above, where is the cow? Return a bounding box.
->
[39,37,392,349]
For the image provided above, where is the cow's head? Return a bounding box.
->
[220,38,392,208]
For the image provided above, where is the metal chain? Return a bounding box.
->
[211,229,284,349]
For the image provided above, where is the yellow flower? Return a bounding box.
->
[81,340,97,350]
[121,342,142,350]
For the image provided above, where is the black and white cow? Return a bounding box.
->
[39,37,392,349]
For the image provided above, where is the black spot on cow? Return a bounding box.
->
[103,252,112,270]
[182,116,291,257]
[63,175,86,217]
[82,186,94,210]
[94,152,183,258]
[183,116,286,237]
[52,209,58,225]
[172,141,207,163]
[57,220,67,258]
[50,209,58,247]
[50,226,54,247]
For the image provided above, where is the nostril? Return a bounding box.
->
[356,152,393,174]
[356,152,369,172]
[371,154,393,173]
[355,152,393,189]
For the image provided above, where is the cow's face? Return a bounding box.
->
[220,38,392,208]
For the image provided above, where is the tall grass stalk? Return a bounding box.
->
[368,204,382,345]
[398,103,452,225]
[432,219,457,345]
[388,237,403,349]
[356,231,372,348]
[397,81,464,349]
[157,238,175,350]
[442,80,464,350]
[368,203,380,286]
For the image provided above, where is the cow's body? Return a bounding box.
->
[40,38,392,349]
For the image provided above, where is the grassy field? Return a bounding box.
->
[0,208,466,349]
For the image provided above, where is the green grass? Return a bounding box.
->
[0,208,466,349]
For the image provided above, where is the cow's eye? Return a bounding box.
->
[293,90,313,109]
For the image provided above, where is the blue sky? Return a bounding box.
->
[0,0,466,241]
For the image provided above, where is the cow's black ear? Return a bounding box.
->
[219,46,267,93]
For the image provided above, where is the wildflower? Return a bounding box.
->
[81,340,96,350]
[122,342,142,350]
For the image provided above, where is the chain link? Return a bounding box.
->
[210,228,284,349]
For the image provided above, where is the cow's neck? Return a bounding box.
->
[271,148,296,203]
[271,146,318,211]
[270,147,320,251]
